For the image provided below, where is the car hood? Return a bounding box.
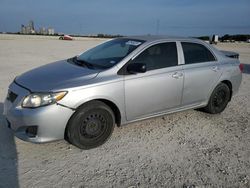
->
[15,60,99,92]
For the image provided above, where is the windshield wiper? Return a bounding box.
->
[71,56,109,69]
[72,56,94,69]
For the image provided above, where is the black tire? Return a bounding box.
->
[66,101,115,149]
[203,83,230,114]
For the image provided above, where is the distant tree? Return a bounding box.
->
[221,34,250,42]
[197,36,210,41]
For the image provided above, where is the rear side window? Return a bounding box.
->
[182,42,216,64]
[132,42,178,71]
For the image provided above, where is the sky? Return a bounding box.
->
[0,0,249,36]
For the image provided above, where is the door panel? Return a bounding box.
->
[180,42,222,105]
[125,66,183,121]
[182,62,222,105]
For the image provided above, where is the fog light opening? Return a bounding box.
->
[25,126,38,138]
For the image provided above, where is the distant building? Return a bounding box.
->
[20,20,55,35]
[20,20,35,34]
[21,25,26,34]
[48,28,55,35]
[39,27,47,35]
[210,35,219,44]
[29,20,34,30]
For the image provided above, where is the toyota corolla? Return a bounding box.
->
[3,36,242,149]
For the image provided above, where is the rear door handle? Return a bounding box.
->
[211,66,219,72]
[172,72,183,79]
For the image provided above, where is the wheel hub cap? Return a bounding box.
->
[214,90,226,107]
[80,114,106,138]
[85,119,101,136]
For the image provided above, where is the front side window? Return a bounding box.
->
[182,42,216,64]
[77,38,144,69]
[132,42,178,71]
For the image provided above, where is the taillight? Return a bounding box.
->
[239,64,244,72]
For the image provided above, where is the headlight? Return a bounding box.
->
[22,91,67,108]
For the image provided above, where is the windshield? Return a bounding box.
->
[77,38,144,69]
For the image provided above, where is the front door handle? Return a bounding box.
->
[172,72,183,79]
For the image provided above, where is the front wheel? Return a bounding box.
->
[203,83,231,114]
[66,101,115,149]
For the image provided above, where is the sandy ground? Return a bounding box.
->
[0,34,249,188]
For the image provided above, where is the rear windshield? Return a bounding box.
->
[77,38,144,69]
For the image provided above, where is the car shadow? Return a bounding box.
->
[0,102,19,188]
[242,63,250,74]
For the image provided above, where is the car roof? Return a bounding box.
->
[123,35,201,43]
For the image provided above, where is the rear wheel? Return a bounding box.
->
[66,101,115,149]
[203,83,230,114]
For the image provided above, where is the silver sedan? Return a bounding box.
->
[3,36,242,149]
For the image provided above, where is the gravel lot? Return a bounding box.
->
[0,34,249,188]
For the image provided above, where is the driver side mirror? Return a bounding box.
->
[127,63,147,74]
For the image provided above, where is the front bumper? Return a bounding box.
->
[3,82,74,143]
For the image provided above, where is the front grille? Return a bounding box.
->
[7,90,18,103]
